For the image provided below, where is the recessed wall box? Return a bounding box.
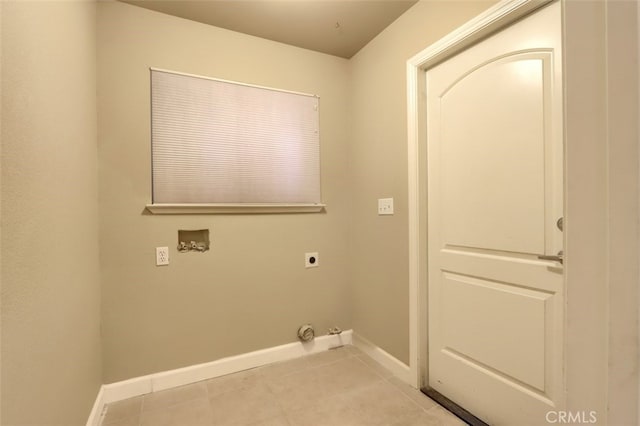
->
[177,229,210,252]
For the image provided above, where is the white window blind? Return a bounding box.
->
[150,68,321,209]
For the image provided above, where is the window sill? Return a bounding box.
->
[145,203,326,214]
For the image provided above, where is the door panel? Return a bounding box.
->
[427,2,564,424]
[441,52,550,254]
[442,272,549,391]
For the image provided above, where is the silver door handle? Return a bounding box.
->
[538,250,563,265]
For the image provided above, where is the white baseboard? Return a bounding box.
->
[87,330,352,426]
[352,332,412,385]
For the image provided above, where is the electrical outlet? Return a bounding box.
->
[305,252,319,268]
[156,247,169,266]
[378,198,394,215]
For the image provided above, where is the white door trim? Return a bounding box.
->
[407,0,639,422]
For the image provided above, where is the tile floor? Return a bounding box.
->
[100,345,466,426]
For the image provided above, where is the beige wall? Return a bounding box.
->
[3,0,637,423]
[0,2,4,421]
[349,0,495,364]
[97,0,497,384]
[98,1,352,382]
[1,1,102,425]
[601,1,639,421]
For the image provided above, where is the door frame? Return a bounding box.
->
[406,0,639,423]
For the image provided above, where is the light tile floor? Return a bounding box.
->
[101,345,467,426]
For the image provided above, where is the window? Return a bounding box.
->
[147,68,324,214]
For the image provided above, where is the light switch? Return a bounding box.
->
[378,198,394,215]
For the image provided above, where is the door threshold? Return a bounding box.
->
[421,387,489,426]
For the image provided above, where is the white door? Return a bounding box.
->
[426,2,564,425]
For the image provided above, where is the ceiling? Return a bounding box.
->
[120,0,419,58]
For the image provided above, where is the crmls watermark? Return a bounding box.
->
[546,411,598,424]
